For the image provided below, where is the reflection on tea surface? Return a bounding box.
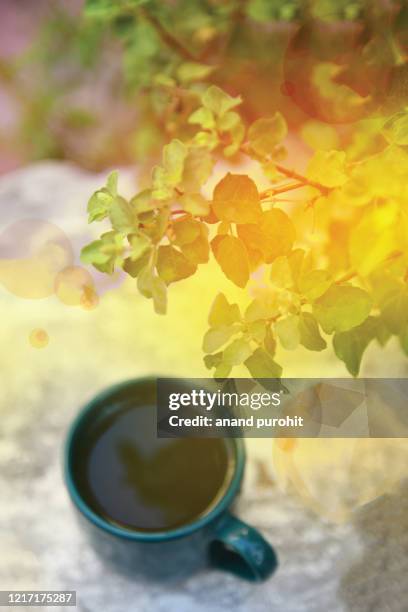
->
[73,405,234,531]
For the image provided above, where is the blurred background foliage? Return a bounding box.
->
[1,0,407,174]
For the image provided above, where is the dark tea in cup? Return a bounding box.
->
[71,401,235,532]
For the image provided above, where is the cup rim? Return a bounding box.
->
[64,376,245,542]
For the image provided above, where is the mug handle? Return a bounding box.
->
[210,512,278,581]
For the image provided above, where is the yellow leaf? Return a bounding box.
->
[301,120,339,151]
[238,209,295,263]
[307,150,347,188]
[173,217,201,245]
[313,284,372,334]
[212,173,261,223]
[156,245,196,284]
[202,85,242,117]
[212,235,250,288]
[208,293,241,328]
[248,114,288,157]
[275,315,300,350]
[202,326,238,353]
[177,62,215,83]
[179,193,210,216]
[350,205,397,276]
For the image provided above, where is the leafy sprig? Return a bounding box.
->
[81,81,408,378]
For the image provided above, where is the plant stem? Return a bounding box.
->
[335,270,357,284]
[239,144,330,195]
[260,182,305,199]
[139,8,197,62]
[335,251,404,285]
[274,163,330,194]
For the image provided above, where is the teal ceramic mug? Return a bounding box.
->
[64,377,278,582]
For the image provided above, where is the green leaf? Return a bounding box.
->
[123,250,151,278]
[381,287,408,334]
[84,0,140,19]
[298,312,327,351]
[130,189,154,214]
[188,107,216,129]
[247,320,267,343]
[80,240,111,266]
[173,217,201,245]
[152,276,167,315]
[173,218,209,264]
[204,352,223,370]
[209,293,241,327]
[109,196,136,233]
[81,232,123,274]
[313,284,373,334]
[87,188,113,223]
[181,148,214,192]
[288,249,306,288]
[275,315,300,350]
[137,265,154,298]
[333,317,378,376]
[202,326,238,353]
[193,130,219,150]
[238,209,295,263]
[153,73,176,87]
[152,139,188,200]
[223,128,245,157]
[179,193,210,216]
[349,207,396,276]
[84,0,116,18]
[400,325,408,356]
[264,325,277,355]
[374,318,392,347]
[244,348,282,378]
[212,234,250,288]
[106,170,118,196]
[128,232,151,260]
[86,175,117,231]
[202,85,242,117]
[307,150,347,188]
[270,256,293,289]
[212,173,261,224]
[156,245,196,284]
[301,120,339,151]
[152,167,173,200]
[246,0,298,21]
[177,62,215,83]
[382,111,408,145]
[223,338,253,366]
[248,114,288,157]
[214,361,233,379]
[245,299,271,322]
[163,140,187,183]
[218,111,241,132]
[298,269,332,301]
[140,208,170,244]
[180,223,209,264]
[217,112,245,156]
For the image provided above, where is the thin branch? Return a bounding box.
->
[335,270,357,284]
[335,251,404,285]
[260,182,305,199]
[139,8,197,62]
[239,144,330,195]
[274,163,330,195]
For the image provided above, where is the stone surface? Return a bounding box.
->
[0,163,407,611]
